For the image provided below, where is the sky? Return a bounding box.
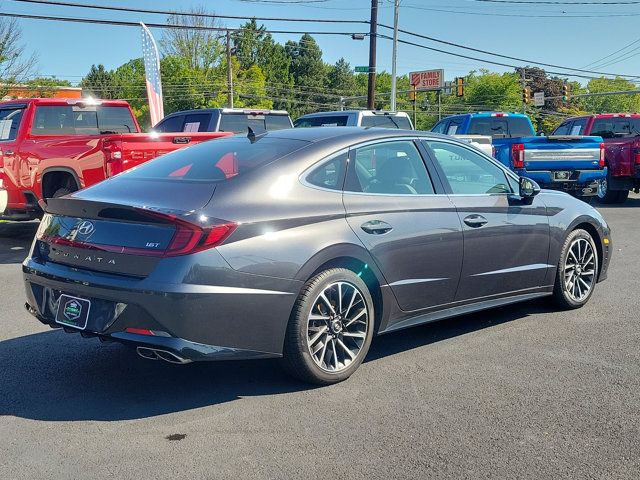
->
[5,0,640,87]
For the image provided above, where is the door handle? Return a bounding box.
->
[361,220,393,235]
[463,214,488,228]
[3,150,14,155]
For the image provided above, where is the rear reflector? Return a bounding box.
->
[512,143,525,169]
[125,328,155,336]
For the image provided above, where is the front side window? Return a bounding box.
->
[182,113,211,132]
[431,120,447,134]
[31,105,136,135]
[553,121,572,136]
[154,114,184,133]
[425,140,512,195]
[0,107,25,141]
[345,140,434,195]
[306,152,348,191]
[569,118,588,135]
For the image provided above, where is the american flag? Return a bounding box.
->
[140,22,164,126]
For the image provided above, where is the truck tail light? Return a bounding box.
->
[0,168,4,189]
[512,143,525,169]
[600,143,606,168]
[103,141,124,177]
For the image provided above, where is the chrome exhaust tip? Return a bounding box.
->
[136,346,159,361]
[136,346,191,364]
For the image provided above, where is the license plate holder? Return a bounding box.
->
[553,171,571,181]
[55,294,91,330]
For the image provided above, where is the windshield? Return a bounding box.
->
[31,105,137,135]
[219,113,291,133]
[120,136,309,182]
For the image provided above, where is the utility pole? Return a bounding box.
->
[390,0,399,112]
[521,67,526,114]
[367,0,378,110]
[226,30,234,108]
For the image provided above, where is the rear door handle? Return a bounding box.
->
[463,214,488,228]
[361,220,393,235]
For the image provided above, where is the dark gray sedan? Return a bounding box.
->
[23,128,612,384]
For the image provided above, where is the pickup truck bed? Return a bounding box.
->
[0,98,231,221]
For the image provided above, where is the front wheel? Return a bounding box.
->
[552,229,599,309]
[281,268,375,385]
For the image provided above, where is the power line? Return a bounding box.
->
[401,3,640,17]
[0,11,368,36]
[582,37,640,69]
[7,0,368,24]
[378,23,640,79]
[468,0,640,4]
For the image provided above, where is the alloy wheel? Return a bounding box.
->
[597,178,607,199]
[563,238,596,302]
[306,281,369,373]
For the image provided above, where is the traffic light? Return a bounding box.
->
[409,85,416,101]
[562,83,571,103]
[456,77,465,97]
[522,87,531,104]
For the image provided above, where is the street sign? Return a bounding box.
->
[355,66,369,73]
[533,91,545,107]
[410,69,444,90]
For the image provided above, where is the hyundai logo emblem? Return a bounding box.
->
[77,221,95,236]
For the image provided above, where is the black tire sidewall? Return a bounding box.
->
[554,229,598,309]
[284,268,375,385]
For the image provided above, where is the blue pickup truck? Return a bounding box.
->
[431,112,606,199]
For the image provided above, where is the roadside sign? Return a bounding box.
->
[410,69,444,90]
[533,91,545,107]
[354,66,369,73]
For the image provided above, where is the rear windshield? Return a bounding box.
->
[0,107,25,141]
[591,118,640,138]
[219,113,291,134]
[361,115,413,130]
[294,115,349,127]
[32,105,137,135]
[468,116,533,138]
[120,136,308,182]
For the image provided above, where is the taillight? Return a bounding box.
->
[0,168,4,189]
[491,145,496,158]
[633,147,640,165]
[600,143,606,168]
[512,143,525,169]
[104,141,124,177]
[142,210,237,257]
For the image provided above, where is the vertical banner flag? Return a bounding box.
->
[140,22,164,126]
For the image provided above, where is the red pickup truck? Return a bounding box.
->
[0,98,231,220]
[553,113,640,203]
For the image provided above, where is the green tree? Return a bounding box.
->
[580,76,640,114]
[23,77,72,97]
[286,34,329,116]
[80,64,115,99]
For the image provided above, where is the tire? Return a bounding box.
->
[616,189,629,204]
[552,229,599,310]
[281,268,375,385]
[597,173,624,204]
[52,188,72,199]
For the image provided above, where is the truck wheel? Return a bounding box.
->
[616,190,629,204]
[552,229,598,310]
[597,175,623,204]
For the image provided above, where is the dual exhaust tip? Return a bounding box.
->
[136,346,191,364]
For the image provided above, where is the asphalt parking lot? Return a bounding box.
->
[0,195,638,480]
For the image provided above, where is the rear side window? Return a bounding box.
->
[31,105,136,135]
[121,136,309,182]
[306,152,348,190]
[0,107,25,141]
[361,115,412,130]
[154,115,184,132]
[182,113,211,132]
[294,115,349,127]
[345,140,434,195]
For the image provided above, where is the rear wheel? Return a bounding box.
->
[552,229,598,309]
[597,173,626,204]
[281,268,374,385]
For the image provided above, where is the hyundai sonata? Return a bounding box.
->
[23,127,611,384]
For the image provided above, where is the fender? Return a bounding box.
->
[40,167,83,198]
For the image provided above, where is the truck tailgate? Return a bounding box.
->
[103,132,233,175]
[521,135,603,170]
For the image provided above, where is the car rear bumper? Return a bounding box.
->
[23,257,302,361]
[523,168,607,196]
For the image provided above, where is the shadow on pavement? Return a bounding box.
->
[595,194,640,209]
[0,298,553,422]
[0,221,38,265]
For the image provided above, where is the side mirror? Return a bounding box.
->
[519,177,541,199]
